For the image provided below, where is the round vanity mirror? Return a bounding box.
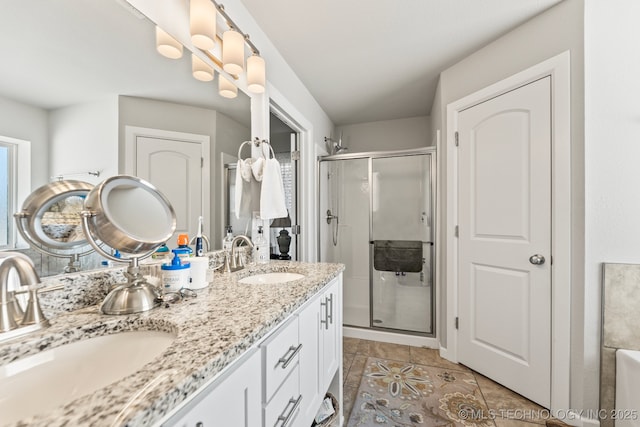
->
[83,175,176,254]
[14,180,95,272]
[81,175,176,315]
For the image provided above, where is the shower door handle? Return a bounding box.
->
[326,209,338,224]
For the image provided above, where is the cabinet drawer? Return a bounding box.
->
[262,316,300,402]
[264,367,301,427]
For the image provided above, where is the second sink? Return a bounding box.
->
[238,272,305,285]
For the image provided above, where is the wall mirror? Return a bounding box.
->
[0,0,251,276]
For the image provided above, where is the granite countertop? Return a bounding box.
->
[0,260,344,427]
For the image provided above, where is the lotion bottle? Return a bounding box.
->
[253,226,269,264]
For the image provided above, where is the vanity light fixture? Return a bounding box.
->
[155,0,267,97]
[155,26,183,59]
[192,54,214,81]
[247,53,266,93]
[222,29,245,75]
[219,75,238,98]
[190,0,216,50]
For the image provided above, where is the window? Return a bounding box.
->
[0,136,30,250]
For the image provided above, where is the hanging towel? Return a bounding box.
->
[373,240,423,273]
[251,157,265,182]
[235,160,257,219]
[260,158,287,219]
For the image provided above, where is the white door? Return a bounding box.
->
[133,134,206,246]
[457,76,551,407]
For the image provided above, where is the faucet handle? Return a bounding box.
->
[21,287,50,327]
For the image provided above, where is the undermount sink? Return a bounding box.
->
[0,329,176,424]
[238,272,305,285]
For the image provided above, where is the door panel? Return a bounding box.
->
[458,77,551,407]
[136,136,202,245]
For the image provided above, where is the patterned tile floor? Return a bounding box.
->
[338,337,565,427]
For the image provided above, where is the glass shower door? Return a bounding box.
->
[371,154,433,334]
[319,158,370,328]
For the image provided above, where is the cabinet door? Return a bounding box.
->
[169,350,262,427]
[298,297,322,425]
[320,279,341,390]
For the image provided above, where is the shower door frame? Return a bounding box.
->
[317,147,437,338]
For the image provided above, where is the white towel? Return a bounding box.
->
[260,158,287,219]
[234,160,255,219]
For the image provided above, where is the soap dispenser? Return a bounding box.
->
[253,226,269,264]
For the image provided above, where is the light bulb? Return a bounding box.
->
[218,75,238,99]
[222,30,244,75]
[190,0,216,50]
[247,54,266,93]
[192,54,214,81]
[155,26,183,59]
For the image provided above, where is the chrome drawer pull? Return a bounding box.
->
[327,293,334,325]
[320,298,328,330]
[277,394,303,427]
[277,344,303,369]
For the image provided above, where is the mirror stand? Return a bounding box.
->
[81,213,162,315]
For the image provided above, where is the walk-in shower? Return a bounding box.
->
[318,148,435,339]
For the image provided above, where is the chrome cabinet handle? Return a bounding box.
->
[277,395,302,427]
[277,344,303,369]
[320,298,328,330]
[327,293,334,325]
[529,254,546,265]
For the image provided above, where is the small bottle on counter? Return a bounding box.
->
[222,226,234,251]
[175,234,193,259]
[161,250,191,292]
[253,226,269,264]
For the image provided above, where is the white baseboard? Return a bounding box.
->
[343,326,438,349]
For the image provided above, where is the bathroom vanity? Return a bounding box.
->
[0,260,344,427]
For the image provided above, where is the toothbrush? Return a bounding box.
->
[195,216,204,257]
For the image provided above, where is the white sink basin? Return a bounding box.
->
[238,272,305,285]
[0,330,176,424]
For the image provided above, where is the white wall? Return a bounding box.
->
[584,0,640,416]
[49,98,119,185]
[335,116,431,153]
[434,0,589,414]
[0,95,48,188]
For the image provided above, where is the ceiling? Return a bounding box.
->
[239,0,563,126]
[0,0,250,126]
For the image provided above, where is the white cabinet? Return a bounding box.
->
[298,276,342,426]
[164,273,342,427]
[168,349,262,427]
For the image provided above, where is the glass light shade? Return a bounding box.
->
[222,30,244,75]
[190,0,216,50]
[247,54,266,93]
[192,54,214,81]
[155,26,183,59]
[218,75,237,99]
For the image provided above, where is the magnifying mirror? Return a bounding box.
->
[81,175,176,315]
[14,180,95,273]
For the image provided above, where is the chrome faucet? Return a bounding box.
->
[223,235,254,273]
[0,252,49,341]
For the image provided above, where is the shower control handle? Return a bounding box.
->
[326,209,338,225]
[529,254,546,265]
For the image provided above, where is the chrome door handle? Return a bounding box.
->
[277,395,302,427]
[529,254,545,265]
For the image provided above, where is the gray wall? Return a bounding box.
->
[0,95,49,188]
[335,116,431,153]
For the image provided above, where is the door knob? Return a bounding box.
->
[529,254,545,265]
